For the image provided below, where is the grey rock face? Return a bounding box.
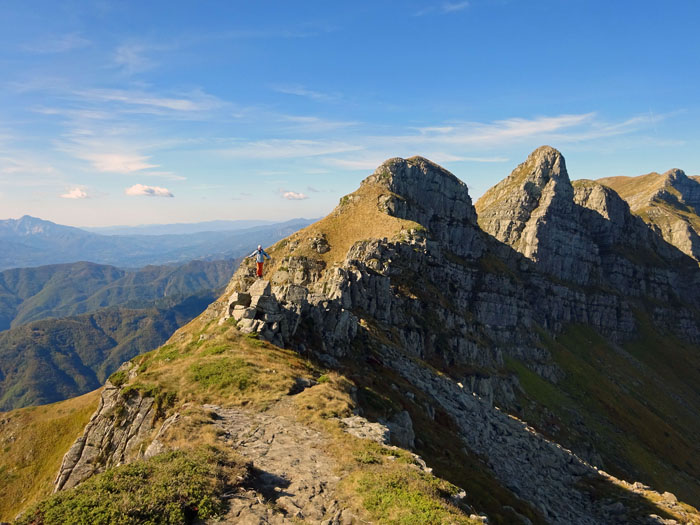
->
[598,168,700,262]
[384,410,415,449]
[54,363,160,491]
[477,147,700,307]
[474,146,598,285]
[363,156,484,259]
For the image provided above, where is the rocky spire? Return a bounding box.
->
[475,146,600,283]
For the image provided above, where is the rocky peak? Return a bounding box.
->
[475,146,594,282]
[597,168,700,261]
[524,144,570,182]
[661,168,700,209]
[361,155,482,258]
[664,168,687,184]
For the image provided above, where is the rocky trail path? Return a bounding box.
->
[204,400,355,525]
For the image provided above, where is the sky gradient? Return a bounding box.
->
[1,0,699,226]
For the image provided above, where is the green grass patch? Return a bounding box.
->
[353,468,475,524]
[243,332,265,347]
[200,343,229,356]
[189,358,256,392]
[107,369,128,388]
[16,446,246,525]
[352,441,417,467]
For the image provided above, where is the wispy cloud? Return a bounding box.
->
[142,171,187,181]
[278,115,358,133]
[218,139,362,160]
[273,85,340,102]
[322,112,664,171]
[23,33,90,54]
[324,157,384,171]
[114,43,156,74]
[442,1,470,13]
[384,113,597,147]
[280,190,308,200]
[415,1,470,16]
[0,155,57,178]
[60,187,89,199]
[125,184,174,197]
[78,152,158,174]
[75,88,223,113]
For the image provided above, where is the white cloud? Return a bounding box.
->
[273,85,339,101]
[80,153,158,173]
[142,171,187,181]
[114,43,155,74]
[23,33,90,54]
[0,156,56,176]
[125,184,174,197]
[60,187,89,199]
[324,157,385,170]
[281,191,308,200]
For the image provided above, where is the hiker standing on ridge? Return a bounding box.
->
[248,244,271,278]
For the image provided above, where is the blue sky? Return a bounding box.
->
[1,0,699,226]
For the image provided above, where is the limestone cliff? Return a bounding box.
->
[598,168,700,261]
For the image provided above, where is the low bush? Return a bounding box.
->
[16,446,245,525]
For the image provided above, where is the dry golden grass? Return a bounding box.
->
[0,389,102,521]
[597,172,669,211]
[260,181,423,275]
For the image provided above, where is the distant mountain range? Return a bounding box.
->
[0,259,240,410]
[83,219,274,236]
[0,215,313,270]
[0,294,214,411]
[0,259,238,331]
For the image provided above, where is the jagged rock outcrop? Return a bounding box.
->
[364,156,484,258]
[54,363,161,491]
[475,146,599,284]
[598,168,700,261]
[476,147,699,301]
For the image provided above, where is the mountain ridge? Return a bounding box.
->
[597,169,700,261]
[0,216,313,270]
[0,259,238,331]
[5,146,700,524]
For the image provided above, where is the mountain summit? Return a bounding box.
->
[598,168,700,261]
[4,147,700,524]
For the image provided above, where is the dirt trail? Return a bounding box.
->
[204,401,356,524]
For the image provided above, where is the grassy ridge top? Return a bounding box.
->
[597,172,670,212]
[266,181,423,269]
